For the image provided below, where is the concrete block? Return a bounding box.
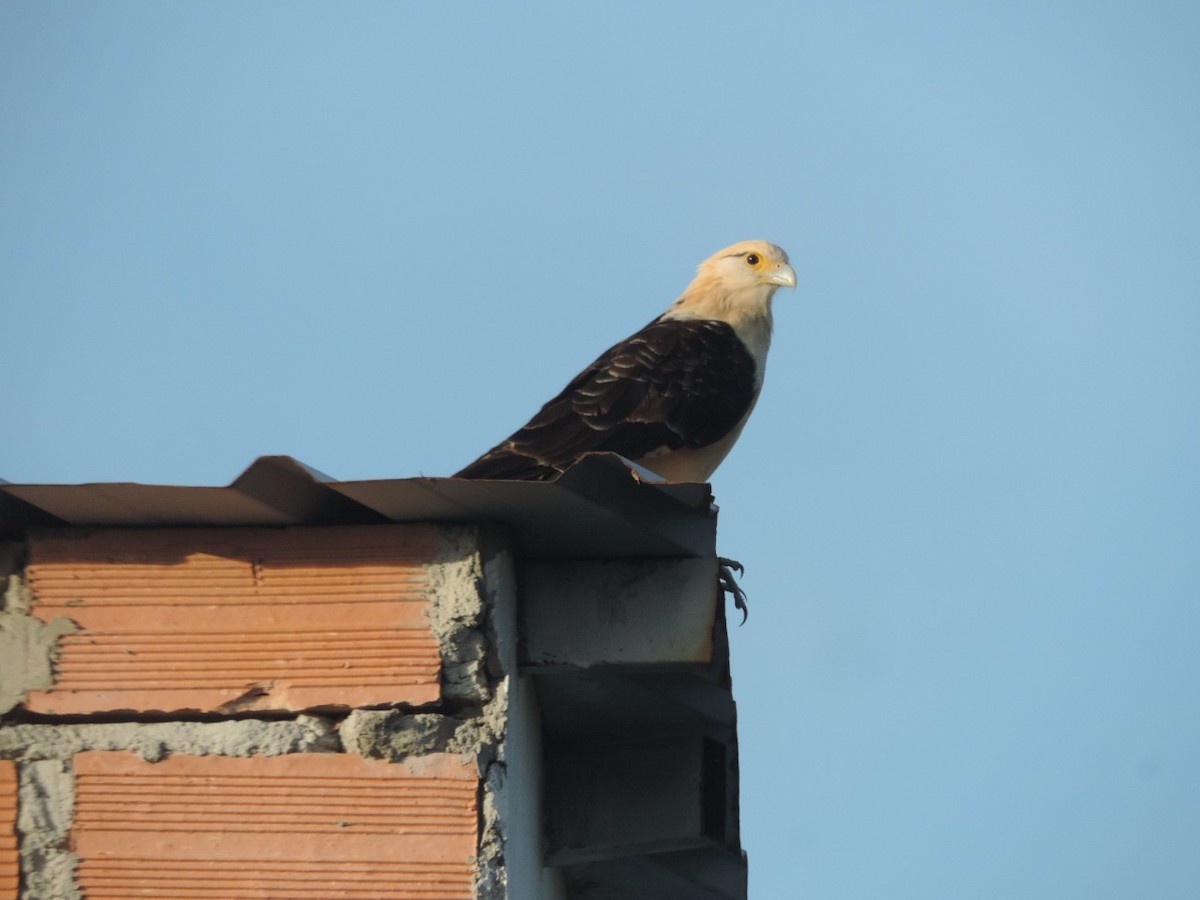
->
[557,846,747,900]
[522,558,719,668]
[545,735,727,864]
[22,525,449,714]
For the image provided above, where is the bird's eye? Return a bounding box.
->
[745,253,760,266]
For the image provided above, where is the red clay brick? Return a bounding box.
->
[24,526,446,715]
[0,761,16,898]
[72,751,478,898]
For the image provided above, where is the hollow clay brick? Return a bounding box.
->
[24,525,446,715]
[0,761,16,897]
[71,751,478,898]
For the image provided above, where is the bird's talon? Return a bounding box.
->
[718,558,750,625]
[719,556,744,576]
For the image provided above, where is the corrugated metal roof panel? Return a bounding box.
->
[0,454,717,559]
[2,484,293,529]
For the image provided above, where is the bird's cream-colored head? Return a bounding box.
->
[665,240,795,324]
[663,240,796,362]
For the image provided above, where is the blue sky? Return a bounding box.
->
[3,3,1199,897]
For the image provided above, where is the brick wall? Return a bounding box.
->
[0,524,519,899]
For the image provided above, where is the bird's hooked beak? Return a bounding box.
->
[768,262,797,289]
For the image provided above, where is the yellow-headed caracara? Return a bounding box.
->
[455,240,796,484]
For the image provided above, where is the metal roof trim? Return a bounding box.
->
[0,454,717,558]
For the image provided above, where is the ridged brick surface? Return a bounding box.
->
[72,751,478,898]
[24,525,445,714]
[0,761,16,897]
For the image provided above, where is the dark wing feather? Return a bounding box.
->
[455,317,757,480]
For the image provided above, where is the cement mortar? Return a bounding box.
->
[476,757,508,900]
[0,715,339,762]
[474,539,520,900]
[341,710,461,760]
[17,760,79,900]
[0,575,78,715]
[427,526,491,703]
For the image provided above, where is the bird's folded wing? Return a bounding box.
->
[455,317,756,481]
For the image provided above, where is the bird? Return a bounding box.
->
[454,239,797,484]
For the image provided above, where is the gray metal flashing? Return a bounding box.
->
[0,453,717,559]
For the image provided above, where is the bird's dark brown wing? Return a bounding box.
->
[454,317,757,480]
